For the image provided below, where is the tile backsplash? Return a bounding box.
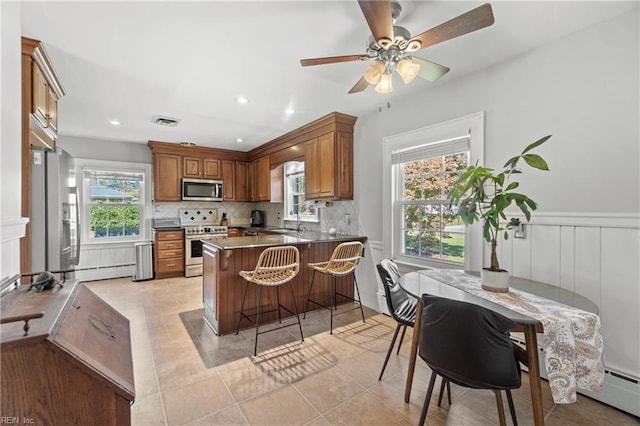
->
[152,200,360,235]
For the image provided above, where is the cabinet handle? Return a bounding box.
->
[166,263,175,267]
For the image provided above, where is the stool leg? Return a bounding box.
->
[236,281,250,335]
[253,286,263,356]
[289,281,304,342]
[353,273,365,323]
[276,286,282,324]
[303,270,316,319]
[330,275,336,334]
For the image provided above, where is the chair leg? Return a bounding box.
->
[253,286,263,356]
[493,390,507,426]
[289,281,304,342]
[303,270,316,319]
[353,273,365,323]
[437,378,452,406]
[378,323,402,381]
[397,324,408,355]
[506,389,518,426]
[236,281,250,335]
[419,371,438,426]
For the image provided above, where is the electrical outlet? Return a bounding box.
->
[276,211,281,220]
[154,205,161,213]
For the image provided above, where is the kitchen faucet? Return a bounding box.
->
[296,211,306,232]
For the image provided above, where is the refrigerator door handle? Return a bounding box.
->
[73,186,81,265]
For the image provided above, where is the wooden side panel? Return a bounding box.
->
[212,242,355,335]
[270,164,284,203]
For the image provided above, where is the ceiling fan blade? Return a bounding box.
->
[300,54,370,67]
[348,76,369,94]
[358,0,394,46]
[411,57,450,82]
[409,3,495,51]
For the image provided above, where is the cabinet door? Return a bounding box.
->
[335,131,354,200]
[256,156,270,201]
[235,162,249,201]
[182,156,202,178]
[222,160,235,201]
[248,161,256,202]
[317,132,335,198]
[304,139,319,198]
[270,164,284,203]
[203,158,221,179]
[32,63,49,127]
[47,87,58,133]
[153,153,182,201]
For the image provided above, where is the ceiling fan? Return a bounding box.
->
[300,1,495,94]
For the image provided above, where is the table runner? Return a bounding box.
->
[418,269,604,404]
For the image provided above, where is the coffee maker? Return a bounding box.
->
[250,210,265,227]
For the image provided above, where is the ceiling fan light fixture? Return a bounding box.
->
[364,61,385,84]
[406,39,422,52]
[375,72,393,94]
[397,58,420,84]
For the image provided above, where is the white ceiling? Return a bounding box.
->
[20,1,637,151]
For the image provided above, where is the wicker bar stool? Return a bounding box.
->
[235,245,304,356]
[303,241,365,334]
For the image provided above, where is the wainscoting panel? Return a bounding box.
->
[574,226,602,307]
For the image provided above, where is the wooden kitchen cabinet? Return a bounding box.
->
[222,160,235,201]
[154,229,184,279]
[252,156,270,201]
[1,280,135,425]
[235,161,250,201]
[203,158,221,179]
[153,153,182,202]
[183,156,203,178]
[305,131,353,200]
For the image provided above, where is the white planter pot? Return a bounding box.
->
[481,268,510,293]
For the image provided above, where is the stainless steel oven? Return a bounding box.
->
[184,226,227,277]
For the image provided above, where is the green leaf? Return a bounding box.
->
[522,154,550,170]
[522,135,552,154]
[503,156,519,169]
[505,181,519,191]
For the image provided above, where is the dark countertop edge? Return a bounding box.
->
[201,233,367,250]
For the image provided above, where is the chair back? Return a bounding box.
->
[376,259,416,327]
[419,295,521,390]
[324,241,363,276]
[244,246,300,286]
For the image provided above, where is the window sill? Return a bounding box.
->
[394,256,465,271]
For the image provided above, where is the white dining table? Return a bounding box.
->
[399,269,604,426]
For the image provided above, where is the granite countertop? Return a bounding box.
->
[201,231,367,250]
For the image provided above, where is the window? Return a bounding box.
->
[284,161,318,222]
[82,168,145,240]
[395,142,468,264]
[383,112,485,271]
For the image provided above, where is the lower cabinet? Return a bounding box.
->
[154,229,184,279]
[1,281,135,425]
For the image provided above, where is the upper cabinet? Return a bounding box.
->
[153,153,182,202]
[147,112,356,203]
[305,130,353,200]
[203,158,221,179]
[22,37,65,149]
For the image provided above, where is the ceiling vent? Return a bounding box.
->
[152,115,180,127]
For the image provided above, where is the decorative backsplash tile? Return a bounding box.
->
[153,200,361,235]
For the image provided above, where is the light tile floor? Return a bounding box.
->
[84,276,638,426]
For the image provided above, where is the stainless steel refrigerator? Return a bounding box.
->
[30,147,80,272]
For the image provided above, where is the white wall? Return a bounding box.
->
[356,9,638,285]
[0,2,27,283]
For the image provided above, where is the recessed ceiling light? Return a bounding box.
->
[285,108,295,115]
[109,119,121,126]
[235,97,249,104]
[235,138,244,143]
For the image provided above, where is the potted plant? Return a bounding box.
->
[448,135,552,292]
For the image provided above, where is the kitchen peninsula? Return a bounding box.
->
[201,231,367,335]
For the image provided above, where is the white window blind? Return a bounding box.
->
[391,135,469,165]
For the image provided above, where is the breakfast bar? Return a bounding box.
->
[201,231,367,335]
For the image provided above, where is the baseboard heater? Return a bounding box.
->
[510,335,640,417]
[76,263,136,282]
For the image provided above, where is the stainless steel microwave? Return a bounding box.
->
[182,178,223,201]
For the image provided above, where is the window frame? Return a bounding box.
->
[283,161,319,223]
[382,112,485,271]
[77,159,152,245]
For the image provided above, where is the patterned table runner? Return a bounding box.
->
[418,269,604,404]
